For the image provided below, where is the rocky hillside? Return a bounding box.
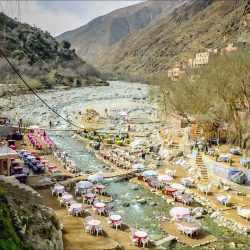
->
[97,0,250,75]
[56,1,183,64]
[0,177,63,250]
[0,13,107,94]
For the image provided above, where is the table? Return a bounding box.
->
[110,214,121,223]
[216,195,227,203]
[62,194,73,201]
[240,158,250,166]
[134,231,148,244]
[95,184,105,190]
[85,193,95,198]
[94,202,105,209]
[218,154,229,162]
[177,222,200,236]
[54,185,65,193]
[70,203,82,210]
[164,188,176,195]
[88,219,101,227]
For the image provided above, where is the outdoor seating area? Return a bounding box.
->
[19,149,45,174]
[35,129,55,150]
[51,183,84,217]
[27,133,42,150]
[215,194,231,206]
[237,206,250,220]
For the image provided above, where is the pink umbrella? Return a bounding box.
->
[158,174,173,183]
[170,207,190,219]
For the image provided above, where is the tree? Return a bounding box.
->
[61,40,71,50]
[151,49,250,149]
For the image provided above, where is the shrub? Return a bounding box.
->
[116,140,123,146]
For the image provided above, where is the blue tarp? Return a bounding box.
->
[228,169,242,179]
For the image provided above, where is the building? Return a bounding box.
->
[221,43,237,54]
[167,64,185,81]
[193,50,218,68]
[0,144,18,176]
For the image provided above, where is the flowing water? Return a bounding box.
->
[49,132,169,241]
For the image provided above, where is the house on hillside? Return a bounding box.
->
[188,49,218,68]
[221,43,237,54]
[167,64,185,81]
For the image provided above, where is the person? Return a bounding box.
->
[141,151,146,160]
[43,130,46,137]
[127,124,131,132]
[49,120,52,127]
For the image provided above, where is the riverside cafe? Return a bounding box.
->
[0,144,18,176]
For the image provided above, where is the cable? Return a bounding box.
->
[0,48,84,130]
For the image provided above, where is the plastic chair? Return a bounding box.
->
[95,224,103,236]
[50,187,56,196]
[129,235,138,246]
[83,222,93,234]
[141,237,149,248]
[114,220,122,230]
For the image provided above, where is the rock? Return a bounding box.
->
[229,242,236,249]
[166,198,174,204]
[149,202,157,206]
[131,185,139,190]
[192,207,205,215]
[137,198,147,204]
[122,202,130,207]
[206,208,213,214]
[211,212,220,219]
[131,199,137,204]
[194,212,203,219]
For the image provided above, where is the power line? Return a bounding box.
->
[0,48,84,130]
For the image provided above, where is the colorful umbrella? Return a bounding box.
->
[143,170,158,177]
[76,181,93,189]
[132,163,145,171]
[157,174,173,183]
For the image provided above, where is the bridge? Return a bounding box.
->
[53,169,136,186]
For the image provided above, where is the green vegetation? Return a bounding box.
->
[152,49,250,150]
[0,13,104,92]
[0,188,22,250]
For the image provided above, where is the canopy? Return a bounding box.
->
[170,207,190,219]
[132,163,145,171]
[143,170,158,177]
[88,174,104,183]
[157,174,173,183]
[76,181,93,189]
[29,125,40,129]
[170,183,186,190]
[119,111,127,116]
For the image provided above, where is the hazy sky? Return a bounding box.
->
[0,1,143,36]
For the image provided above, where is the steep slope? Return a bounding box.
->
[97,0,250,75]
[0,13,107,94]
[56,0,183,64]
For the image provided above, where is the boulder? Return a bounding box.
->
[149,202,157,206]
[137,198,147,204]
[192,207,205,215]
[122,202,130,207]
[131,185,139,190]
[194,212,203,219]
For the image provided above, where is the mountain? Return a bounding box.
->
[0,13,107,95]
[96,0,250,76]
[56,1,184,64]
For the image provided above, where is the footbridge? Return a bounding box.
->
[53,169,136,186]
